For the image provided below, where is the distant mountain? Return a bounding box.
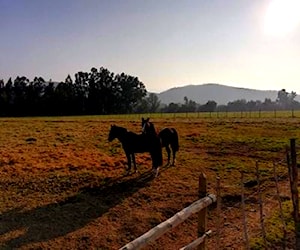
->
[157,83,300,105]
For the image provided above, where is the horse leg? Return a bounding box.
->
[132,153,138,173]
[150,151,160,177]
[125,152,132,174]
[152,163,160,177]
[171,149,176,166]
[171,145,176,166]
[165,145,171,166]
[153,166,160,177]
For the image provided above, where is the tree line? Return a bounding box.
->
[0,67,147,116]
[159,89,300,113]
[1,66,299,116]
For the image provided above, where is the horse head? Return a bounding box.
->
[141,117,150,133]
[108,125,116,142]
[108,125,128,142]
[141,117,156,135]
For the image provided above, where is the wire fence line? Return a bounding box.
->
[213,140,299,249]
[96,109,300,120]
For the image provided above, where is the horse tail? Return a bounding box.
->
[171,128,179,152]
[157,137,163,166]
[152,136,163,167]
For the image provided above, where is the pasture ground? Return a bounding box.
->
[0,115,299,249]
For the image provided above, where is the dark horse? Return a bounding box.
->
[142,118,179,166]
[108,125,163,176]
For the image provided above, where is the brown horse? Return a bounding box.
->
[108,125,163,176]
[141,118,179,166]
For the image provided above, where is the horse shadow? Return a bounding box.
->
[0,170,155,249]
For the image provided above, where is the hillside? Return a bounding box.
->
[157,83,300,105]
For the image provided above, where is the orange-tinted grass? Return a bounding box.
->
[0,116,299,249]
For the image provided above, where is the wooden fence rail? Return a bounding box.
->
[120,194,216,250]
[180,230,212,250]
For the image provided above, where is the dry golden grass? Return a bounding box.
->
[0,116,299,249]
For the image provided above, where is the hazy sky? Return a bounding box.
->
[1,0,300,93]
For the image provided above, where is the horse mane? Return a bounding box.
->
[142,117,157,135]
[112,125,127,132]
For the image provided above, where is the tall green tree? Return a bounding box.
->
[54,75,75,115]
[114,73,147,113]
[147,93,161,113]
[26,77,45,115]
[13,76,29,115]
[199,100,217,112]
[277,89,297,109]
[135,93,161,113]
[74,71,89,114]
[42,80,56,115]
[0,79,6,115]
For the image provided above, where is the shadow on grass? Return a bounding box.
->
[0,170,155,249]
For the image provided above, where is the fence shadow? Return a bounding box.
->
[0,170,155,249]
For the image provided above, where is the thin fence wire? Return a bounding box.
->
[74,109,300,121]
[215,150,295,249]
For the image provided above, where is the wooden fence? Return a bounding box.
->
[119,139,299,249]
[120,173,216,250]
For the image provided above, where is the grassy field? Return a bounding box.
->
[0,115,299,249]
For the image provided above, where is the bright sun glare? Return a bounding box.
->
[264,0,300,37]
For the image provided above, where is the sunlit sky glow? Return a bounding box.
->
[264,0,300,37]
[0,0,300,93]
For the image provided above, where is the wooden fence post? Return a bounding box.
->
[241,171,250,250]
[216,176,221,249]
[256,162,267,247]
[273,162,287,249]
[289,138,300,249]
[198,173,207,250]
